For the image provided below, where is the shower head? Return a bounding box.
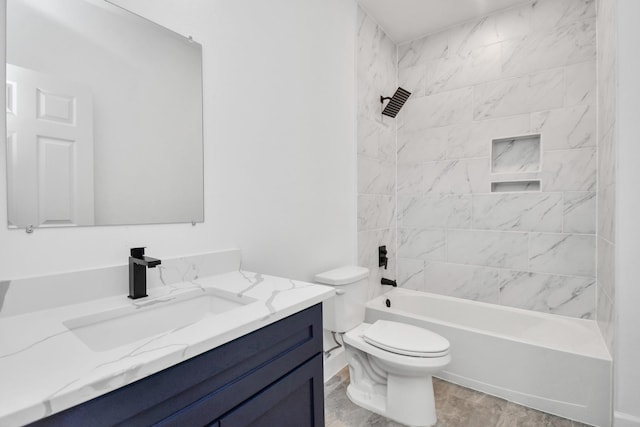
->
[380,87,411,118]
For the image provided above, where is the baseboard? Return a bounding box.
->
[323,347,347,383]
[615,412,640,427]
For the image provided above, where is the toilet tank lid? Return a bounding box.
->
[315,266,369,286]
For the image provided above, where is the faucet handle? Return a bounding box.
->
[378,245,388,269]
[130,247,146,258]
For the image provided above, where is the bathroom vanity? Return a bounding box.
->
[30,305,324,427]
[0,251,333,427]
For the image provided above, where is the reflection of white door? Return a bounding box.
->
[6,64,94,227]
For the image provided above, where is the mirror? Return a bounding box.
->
[5,0,204,228]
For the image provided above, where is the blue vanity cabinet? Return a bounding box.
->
[217,354,322,427]
[28,304,324,427]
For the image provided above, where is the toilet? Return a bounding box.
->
[316,266,450,427]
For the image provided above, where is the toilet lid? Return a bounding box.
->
[363,320,450,357]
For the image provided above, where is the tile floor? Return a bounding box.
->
[324,367,592,427]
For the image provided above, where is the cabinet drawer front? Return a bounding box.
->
[219,353,324,427]
[162,354,324,427]
[29,304,322,427]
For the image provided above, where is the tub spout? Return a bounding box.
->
[381,278,397,287]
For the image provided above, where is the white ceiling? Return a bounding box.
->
[357,0,531,44]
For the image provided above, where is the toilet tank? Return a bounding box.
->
[315,266,369,333]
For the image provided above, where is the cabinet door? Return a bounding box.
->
[219,354,324,427]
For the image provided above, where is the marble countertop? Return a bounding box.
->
[0,270,334,427]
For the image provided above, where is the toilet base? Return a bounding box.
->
[346,384,386,420]
[346,374,437,427]
[346,351,438,427]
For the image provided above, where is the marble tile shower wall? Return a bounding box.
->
[357,7,398,299]
[395,0,597,319]
[596,0,616,354]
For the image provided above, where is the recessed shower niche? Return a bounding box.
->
[491,135,541,174]
[490,135,542,193]
[491,181,540,192]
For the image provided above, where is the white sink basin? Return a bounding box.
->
[64,288,257,352]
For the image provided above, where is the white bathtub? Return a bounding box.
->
[365,288,612,427]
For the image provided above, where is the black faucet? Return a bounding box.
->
[129,247,161,299]
[381,278,397,287]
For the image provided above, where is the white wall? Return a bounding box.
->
[0,0,357,282]
[596,0,616,358]
[615,0,640,424]
[195,0,358,281]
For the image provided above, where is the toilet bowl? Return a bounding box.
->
[316,266,451,427]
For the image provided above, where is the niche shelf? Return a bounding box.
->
[491,181,540,193]
[491,135,541,173]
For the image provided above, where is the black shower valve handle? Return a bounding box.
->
[378,245,388,269]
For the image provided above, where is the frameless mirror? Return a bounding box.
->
[5,0,204,229]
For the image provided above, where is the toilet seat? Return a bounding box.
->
[363,320,450,358]
[344,323,451,375]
